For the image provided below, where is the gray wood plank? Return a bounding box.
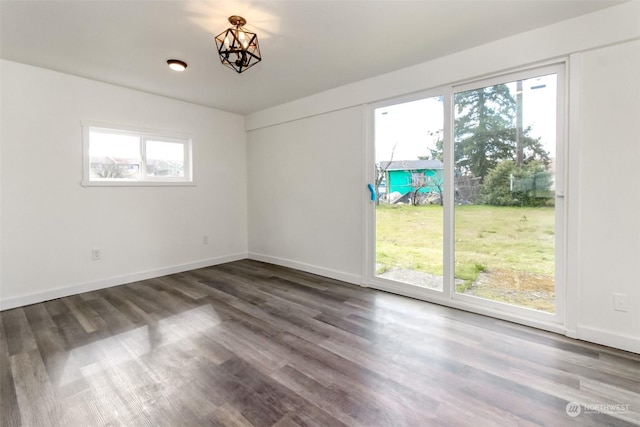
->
[1,259,638,427]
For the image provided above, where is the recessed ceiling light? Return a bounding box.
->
[167,59,187,71]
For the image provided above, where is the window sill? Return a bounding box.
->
[81,180,196,187]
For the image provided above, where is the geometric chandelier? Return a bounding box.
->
[215,15,262,74]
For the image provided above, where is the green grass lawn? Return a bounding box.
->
[376,204,445,276]
[376,204,555,311]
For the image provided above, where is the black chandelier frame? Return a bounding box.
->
[215,15,262,74]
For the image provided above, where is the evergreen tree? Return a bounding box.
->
[454,84,549,182]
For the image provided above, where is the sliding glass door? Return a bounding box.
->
[453,69,563,316]
[373,94,446,293]
[369,64,564,322]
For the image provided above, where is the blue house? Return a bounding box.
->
[379,159,444,199]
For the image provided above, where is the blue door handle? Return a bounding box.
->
[367,184,377,202]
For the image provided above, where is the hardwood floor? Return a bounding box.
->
[1,259,639,426]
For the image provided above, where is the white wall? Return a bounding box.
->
[0,60,248,309]
[247,107,364,283]
[246,3,640,353]
[575,40,640,349]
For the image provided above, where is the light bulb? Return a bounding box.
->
[237,30,249,49]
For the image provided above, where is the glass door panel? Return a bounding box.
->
[453,73,559,313]
[374,96,445,291]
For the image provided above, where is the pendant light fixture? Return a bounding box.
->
[215,15,262,74]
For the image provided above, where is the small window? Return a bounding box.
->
[82,123,192,186]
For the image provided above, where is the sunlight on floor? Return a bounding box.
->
[57,305,221,386]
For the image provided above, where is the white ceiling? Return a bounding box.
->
[0,0,626,115]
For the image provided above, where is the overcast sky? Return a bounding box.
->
[374,74,557,163]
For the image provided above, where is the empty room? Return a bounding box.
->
[1,1,639,426]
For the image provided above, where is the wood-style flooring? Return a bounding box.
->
[1,259,639,426]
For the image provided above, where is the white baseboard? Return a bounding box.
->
[0,253,247,311]
[248,252,362,286]
[577,325,640,355]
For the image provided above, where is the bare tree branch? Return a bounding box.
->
[375,142,397,206]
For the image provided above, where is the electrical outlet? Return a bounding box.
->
[92,248,102,261]
[613,293,628,312]
[202,235,209,245]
